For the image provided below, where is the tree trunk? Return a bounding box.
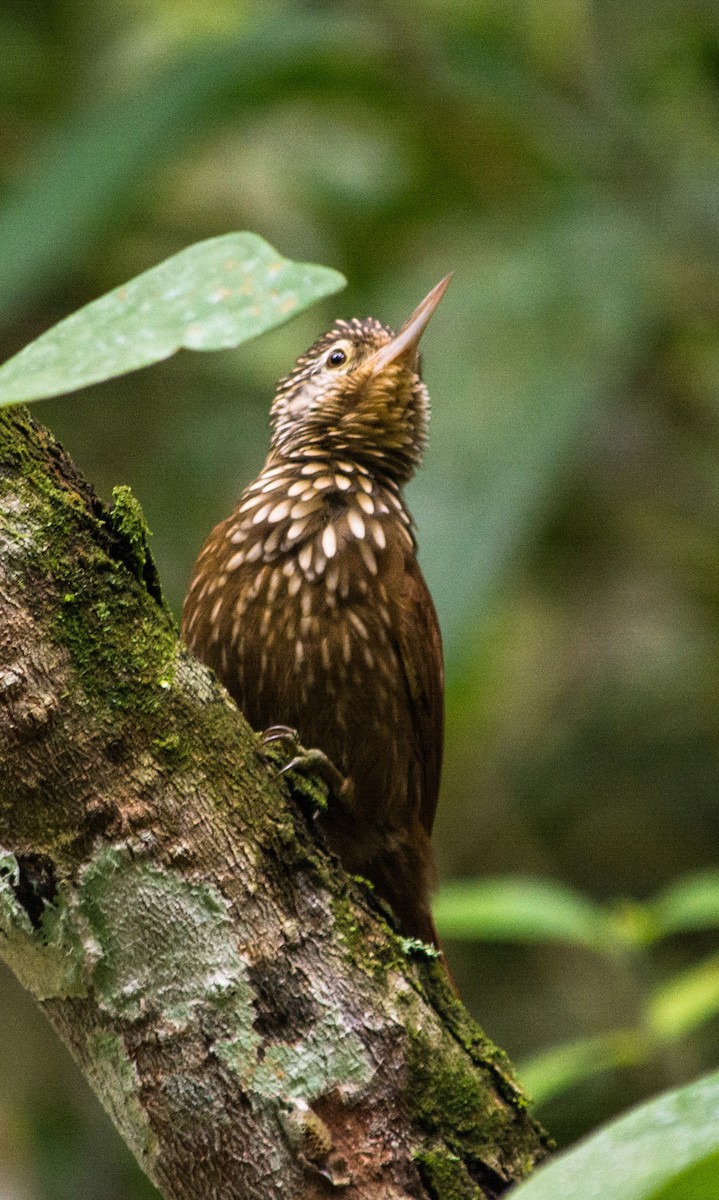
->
[0,407,549,1200]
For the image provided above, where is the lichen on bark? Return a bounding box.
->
[0,407,550,1199]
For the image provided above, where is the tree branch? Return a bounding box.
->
[0,408,549,1200]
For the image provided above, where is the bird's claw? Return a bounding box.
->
[261,724,300,747]
[276,755,309,777]
[259,726,346,813]
[276,747,346,796]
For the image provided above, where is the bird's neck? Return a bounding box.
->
[217,452,417,596]
[237,451,415,569]
[262,450,408,510]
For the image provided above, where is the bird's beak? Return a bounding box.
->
[367,275,452,375]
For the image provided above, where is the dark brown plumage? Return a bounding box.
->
[182,278,449,945]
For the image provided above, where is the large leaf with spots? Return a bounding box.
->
[0,233,345,407]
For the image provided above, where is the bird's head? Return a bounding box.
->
[269,276,451,485]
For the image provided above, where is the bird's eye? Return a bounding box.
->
[327,348,347,368]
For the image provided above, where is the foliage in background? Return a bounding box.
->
[436,869,719,1104]
[514,1068,719,1200]
[4,214,719,1200]
[0,0,718,1196]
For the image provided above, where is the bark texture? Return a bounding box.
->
[0,408,549,1200]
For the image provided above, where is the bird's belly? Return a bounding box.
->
[182,485,441,944]
[232,568,410,838]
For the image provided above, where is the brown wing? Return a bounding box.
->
[393,553,444,836]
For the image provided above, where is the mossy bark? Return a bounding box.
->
[0,408,550,1199]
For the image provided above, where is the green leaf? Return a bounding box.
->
[433,876,613,950]
[0,234,345,407]
[649,870,719,937]
[519,1031,647,1105]
[648,1149,719,1200]
[647,955,719,1041]
[512,1069,719,1200]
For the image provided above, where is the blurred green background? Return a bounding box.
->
[1,0,719,1195]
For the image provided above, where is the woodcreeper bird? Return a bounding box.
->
[182,276,450,946]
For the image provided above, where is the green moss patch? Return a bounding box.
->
[109,484,164,604]
[406,1029,522,1182]
[415,1149,485,1200]
[0,410,177,721]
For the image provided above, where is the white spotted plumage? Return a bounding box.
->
[181,303,444,948]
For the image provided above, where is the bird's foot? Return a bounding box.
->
[260,725,347,814]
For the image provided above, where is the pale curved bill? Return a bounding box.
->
[367,274,452,375]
